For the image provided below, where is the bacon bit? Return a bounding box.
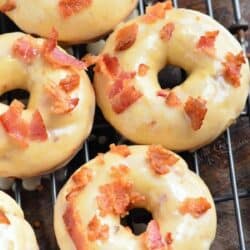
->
[0,0,16,12]
[12,36,39,64]
[115,23,138,52]
[145,220,165,250]
[82,54,99,68]
[160,22,175,41]
[59,74,80,93]
[0,100,29,148]
[223,51,246,87]
[96,153,105,165]
[147,145,179,175]
[142,1,173,24]
[166,92,181,107]
[0,210,10,225]
[59,0,92,18]
[165,232,173,246]
[87,215,109,241]
[196,30,219,57]
[45,82,79,114]
[97,180,145,216]
[110,165,129,179]
[66,168,93,201]
[179,197,211,218]
[42,29,86,70]
[184,97,207,130]
[109,144,131,157]
[138,64,149,76]
[29,110,48,141]
[157,89,169,98]
[63,204,87,250]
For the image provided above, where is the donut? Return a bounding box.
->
[0,191,38,249]
[54,144,216,250]
[93,1,250,151]
[0,0,138,44]
[0,31,95,177]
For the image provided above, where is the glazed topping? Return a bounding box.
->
[179,197,211,218]
[45,82,79,114]
[147,145,179,175]
[42,29,86,70]
[97,54,120,78]
[59,0,92,18]
[12,36,39,64]
[59,74,80,92]
[0,0,16,12]
[87,215,109,241]
[160,22,175,41]
[196,30,219,57]
[29,110,48,141]
[0,210,10,225]
[184,97,207,130]
[115,23,138,51]
[109,144,131,157]
[138,64,149,76]
[110,165,129,179]
[97,180,145,216]
[142,1,172,23]
[66,168,93,201]
[165,232,173,246]
[63,205,87,250]
[157,90,181,107]
[144,220,165,250]
[223,51,245,87]
[0,100,29,148]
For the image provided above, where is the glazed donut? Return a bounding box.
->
[54,144,216,250]
[93,1,250,151]
[0,191,38,249]
[0,0,138,44]
[0,31,95,177]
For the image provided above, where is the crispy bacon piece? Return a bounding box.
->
[184,97,207,130]
[95,153,105,165]
[157,90,181,107]
[0,0,16,12]
[110,165,129,179]
[109,144,131,157]
[66,168,93,201]
[29,110,48,141]
[82,54,99,68]
[223,51,246,87]
[147,145,179,175]
[87,215,109,241]
[165,232,173,246]
[145,220,165,250]
[196,30,219,57]
[0,210,10,224]
[63,204,87,250]
[97,180,145,216]
[138,64,149,76]
[59,0,92,18]
[179,197,211,218]
[142,1,173,24]
[42,29,86,70]
[160,22,175,41]
[59,74,80,92]
[115,23,138,51]
[45,82,79,114]
[0,100,29,148]
[12,36,39,64]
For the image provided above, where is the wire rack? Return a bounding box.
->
[0,0,249,249]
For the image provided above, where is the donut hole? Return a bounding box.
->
[0,89,30,108]
[120,208,153,235]
[158,65,187,89]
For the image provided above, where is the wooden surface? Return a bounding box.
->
[1,1,250,249]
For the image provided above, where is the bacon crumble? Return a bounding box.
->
[179,197,211,218]
[59,74,80,92]
[160,22,175,41]
[115,23,138,51]
[87,215,109,241]
[95,153,105,165]
[223,51,245,87]
[109,144,131,157]
[110,165,129,179]
[138,64,149,76]
[0,210,10,225]
[184,96,207,130]
[59,0,92,18]
[165,232,173,246]
[157,90,181,107]
[0,0,16,12]
[81,54,99,68]
[147,145,179,175]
